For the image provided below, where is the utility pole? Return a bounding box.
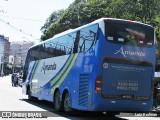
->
[13,54,15,73]
[19,44,23,72]
[1,57,4,76]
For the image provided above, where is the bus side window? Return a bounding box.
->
[31,45,41,61]
[73,30,80,53]
[78,24,98,52]
[44,40,57,58]
[58,36,69,56]
[68,32,76,54]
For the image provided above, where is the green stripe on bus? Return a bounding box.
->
[50,54,74,86]
[51,53,78,94]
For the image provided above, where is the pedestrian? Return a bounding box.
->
[153,82,158,110]
[14,74,18,87]
[11,74,14,86]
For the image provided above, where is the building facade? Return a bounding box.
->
[0,35,10,76]
[9,41,34,68]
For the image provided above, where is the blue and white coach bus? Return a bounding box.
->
[22,18,156,113]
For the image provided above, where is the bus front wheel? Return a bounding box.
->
[54,91,62,112]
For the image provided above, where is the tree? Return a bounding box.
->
[40,10,65,40]
[41,0,160,41]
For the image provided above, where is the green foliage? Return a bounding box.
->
[40,10,65,39]
[40,0,160,61]
[41,0,160,38]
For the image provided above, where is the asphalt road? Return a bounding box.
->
[0,75,159,120]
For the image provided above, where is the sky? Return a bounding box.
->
[0,0,75,43]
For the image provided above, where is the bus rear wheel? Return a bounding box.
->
[54,91,62,111]
[63,92,73,114]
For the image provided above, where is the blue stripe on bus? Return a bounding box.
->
[28,61,37,81]
[30,61,39,81]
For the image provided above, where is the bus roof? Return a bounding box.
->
[30,18,153,49]
[30,19,101,49]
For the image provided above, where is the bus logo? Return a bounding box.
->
[114,47,145,57]
[103,63,108,69]
[41,61,57,74]
[115,47,126,57]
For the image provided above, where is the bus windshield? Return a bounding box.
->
[105,20,154,47]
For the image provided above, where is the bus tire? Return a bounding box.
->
[54,91,62,112]
[63,92,73,114]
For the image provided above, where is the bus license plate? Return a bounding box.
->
[122,94,133,99]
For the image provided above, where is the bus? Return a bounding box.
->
[22,18,155,113]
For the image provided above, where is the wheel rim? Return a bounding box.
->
[64,93,70,112]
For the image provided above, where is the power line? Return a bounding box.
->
[0,17,37,39]
[0,14,44,22]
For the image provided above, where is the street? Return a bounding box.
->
[0,75,159,120]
